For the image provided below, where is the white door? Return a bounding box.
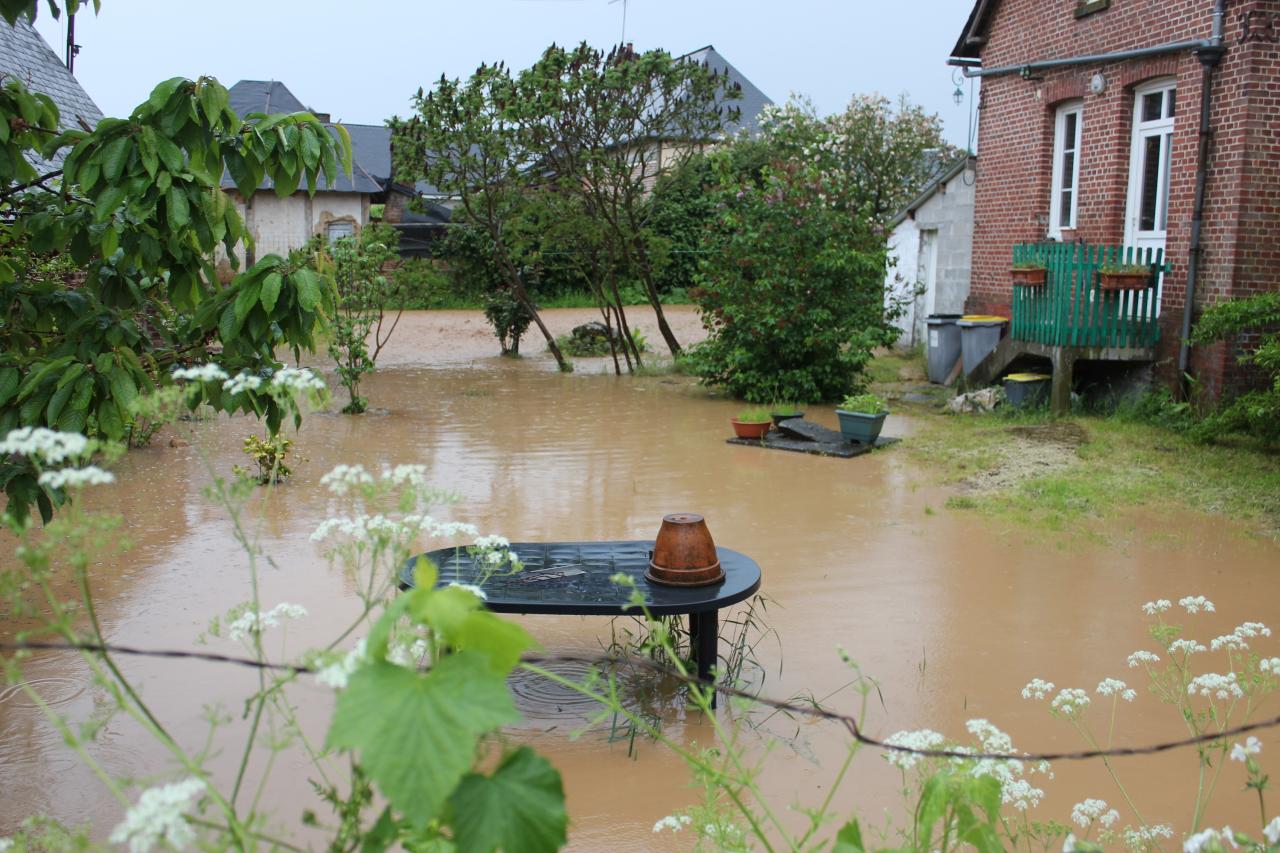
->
[1124,80,1176,255]
[915,229,938,347]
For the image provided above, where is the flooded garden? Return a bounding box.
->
[3,308,1277,850]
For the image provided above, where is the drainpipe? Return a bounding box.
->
[1179,0,1227,393]
[949,39,1215,78]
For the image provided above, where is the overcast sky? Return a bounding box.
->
[35,0,978,147]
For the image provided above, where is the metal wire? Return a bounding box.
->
[3,640,1277,764]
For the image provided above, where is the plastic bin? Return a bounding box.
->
[925,314,963,384]
[1004,372,1050,408]
[957,315,1008,375]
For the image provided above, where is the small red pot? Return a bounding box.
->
[646,513,724,587]
[730,418,771,439]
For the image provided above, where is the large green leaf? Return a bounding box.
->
[326,654,519,828]
[449,747,567,853]
[833,820,865,853]
[259,272,283,314]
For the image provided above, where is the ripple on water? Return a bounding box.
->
[509,658,691,726]
[0,676,86,708]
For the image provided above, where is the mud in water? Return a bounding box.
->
[2,307,1278,848]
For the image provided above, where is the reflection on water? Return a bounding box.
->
[2,308,1278,847]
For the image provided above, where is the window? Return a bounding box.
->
[326,219,355,243]
[1049,101,1083,239]
[1125,80,1175,242]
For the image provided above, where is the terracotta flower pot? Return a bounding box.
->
[1099,271,1151,291]
[646,513,724,587]
[731,418,771,439]
[1011,267,1047,287]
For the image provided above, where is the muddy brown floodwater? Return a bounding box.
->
[3,307,1278,849]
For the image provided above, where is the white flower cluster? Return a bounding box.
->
[270,366,326,394]
[171,363,228,382]
[1261,657,1280,673]
[320,464,375,495]
[1182,826,1239,852]
[1022,678,1055,700]
[1128,650,1161,668]
[1071,798,1119,829]
[965,719,1046,809]
[109,777,205,853]
[1179,595,1215,614]
[0,427,89,464]
[1000,778,1044,811]
[315,639,367,690]
[1265,816,1280,845]
[1229,736,1261,763]
[1051,688,1091,716]
[447,581,487,601]
[1187,671,1244,701]
[1122,824,1173,848]
[0,837,12,851]
[386,636,429,668]
[652,814,692,833]
[1142,599,1172,615]
[474,534,510,550]
[227,602,308,642]
[1170,639,1207,656]
[1096,678,1137,702]
[311,513,417,543]
[1211,621,1271,652]
[222,372,264,395]
[883,728,946,769]
[38,465,115,489]
[386,464,429,487]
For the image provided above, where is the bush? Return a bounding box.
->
[1190,291,1280,446]
[687,158,897,403]
[391,259,453,309]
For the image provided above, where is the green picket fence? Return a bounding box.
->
[1010,243,1164,348]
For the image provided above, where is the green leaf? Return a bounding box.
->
[97,397,124,440]
[166,185,190,230]
[291,267,322,312]
[108,367,138,411]
[100,135,131,182]
[259,272,283,313]
[833,820,865,853]
[234,278,263,324]
[454,612,535,675]
[449,747,567,853]
[0,368,20,407]
[326,654,519,828]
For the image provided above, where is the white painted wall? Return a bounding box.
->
[886,162,975,350]
[225,191,369,267]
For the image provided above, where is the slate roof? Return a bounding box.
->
[223,79,383,195]
[0,18,103,171]
[951,0,999,61]
[679,45,772,138]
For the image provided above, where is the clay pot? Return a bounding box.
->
[646,513,725,587]
[731,418,771,439]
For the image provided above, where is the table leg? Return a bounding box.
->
[689,610,718,709]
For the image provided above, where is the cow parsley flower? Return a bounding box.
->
[1261,657,1280,674]
[226,602,308,642]
[171,363,228,382]
[1264,816,1280,845]
[108,777,205,852]
[1183,826,1239,853]
[1122,824,1173,847]
[222,372,263,395]
[1170,639,1206,656]
[474,534,510,550]
[1179,595,1215,614]
[883,729,946,769]
[1142,599,1172,615]
[1022,678,1055,700]
[386,637,429,668]
[319,464,374,495]
[1072,799,1119,829]
[1128,650,1161,668]
[1051,688,1090,716]
[431,520,479,538]
[269,366,326,394]
[447,582,487,601]
[1001,778,1044,810]
[38,466,115,489]
[0,427,89,464]
[1188,672,1244,701]
[386,464,429,487]
[315,639,367,690]
[652,815,691,833]
[1229,736,1261,762]
[1096,678,1136,702]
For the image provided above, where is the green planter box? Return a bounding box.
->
[835,410,887,445]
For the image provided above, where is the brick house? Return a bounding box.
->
[949,0,1278,405]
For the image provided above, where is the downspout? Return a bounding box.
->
[1179,0,1227,392]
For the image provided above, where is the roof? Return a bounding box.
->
[679,45,772,137]
[0,18,103,170]
[951,0,998,61]
[223,80,382,194]
[888,156,976,229]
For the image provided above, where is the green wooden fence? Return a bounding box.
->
[1010,243,1163,348]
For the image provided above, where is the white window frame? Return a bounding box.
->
[1048,100,1083,239]
[1124,78,1176,249]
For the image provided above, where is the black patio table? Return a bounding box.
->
[399,540,763,708]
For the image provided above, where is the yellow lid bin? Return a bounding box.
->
[1003,372,1051,408]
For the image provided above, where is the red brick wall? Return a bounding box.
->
[966,0,1280,398]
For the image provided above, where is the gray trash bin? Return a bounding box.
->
[957,316,1008,375]
[925,315,962,384]
[1004,373,1051,408]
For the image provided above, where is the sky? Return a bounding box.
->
[34,0,979,147]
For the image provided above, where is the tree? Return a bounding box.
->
[1189,291,1280,446]
[392,63,571,371]
[318,223,403,414]
[1,5,352,522]
[759,93,959,227]
[517,42,740,358]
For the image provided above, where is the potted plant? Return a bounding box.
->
[769,402,805,427]
[1098,263,1152,291]
[1010,261,1047,287]
[835,393,889,445]
[730,408,772,440]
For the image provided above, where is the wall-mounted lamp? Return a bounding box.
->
[1089,73,1107,95]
